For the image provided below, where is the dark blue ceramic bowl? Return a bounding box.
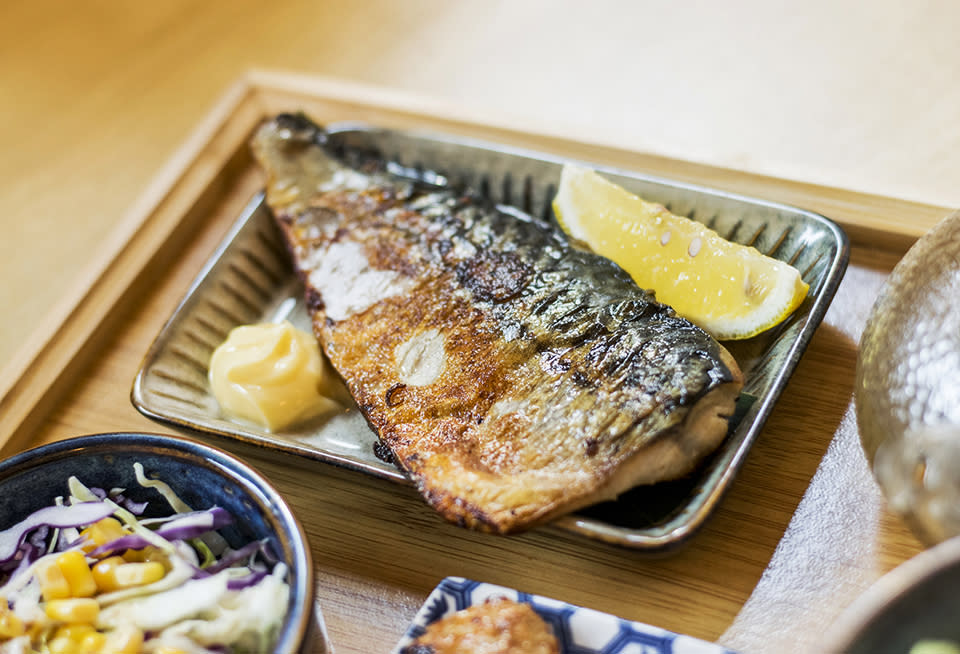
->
[0,432,319,654]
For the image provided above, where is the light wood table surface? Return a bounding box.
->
[2,1,959,652]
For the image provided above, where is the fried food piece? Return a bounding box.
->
[252,113,744,534]
[401,597,559,654]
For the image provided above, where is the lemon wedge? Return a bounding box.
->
[552,164,809,340]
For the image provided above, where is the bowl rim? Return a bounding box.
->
[0,431,315,654]
[824,535,960,652]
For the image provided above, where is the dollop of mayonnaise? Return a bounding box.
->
[208,321,342,431]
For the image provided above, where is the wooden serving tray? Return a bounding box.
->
[0,71,950,653]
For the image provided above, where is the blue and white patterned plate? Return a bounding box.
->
[392,577,736,653]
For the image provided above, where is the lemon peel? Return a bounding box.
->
[552,164,808,340]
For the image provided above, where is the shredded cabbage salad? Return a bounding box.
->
[0,463,289,654]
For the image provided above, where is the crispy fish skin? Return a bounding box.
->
[251,114,744,534]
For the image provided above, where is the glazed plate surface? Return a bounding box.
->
[132,122,849,549]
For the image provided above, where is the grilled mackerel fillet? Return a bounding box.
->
[251,114,744,534]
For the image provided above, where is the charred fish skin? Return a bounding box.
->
[252,114,744,534]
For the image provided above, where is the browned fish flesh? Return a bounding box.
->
[400,597,559,654]
[251,113,744,534]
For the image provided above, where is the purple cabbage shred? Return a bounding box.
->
[89,507,233,558]
[0,502,115,563]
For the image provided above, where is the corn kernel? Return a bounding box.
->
[79,517,126,553]
[122,545,166,566]
[26,620,46,642]
[80,630,108,653]
[56,550,97,598]
[48,624,108,654]
[95,560,165,591]
[35,558,71,600]
[103,625,144,654]
[53,624,96,641]
[118,561,164,587]
[92,556,125,592]
[47,635,75,654]
[0,601,24,638]
[154,648,189,654]
[45,598,99,623]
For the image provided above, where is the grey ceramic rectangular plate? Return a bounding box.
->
[132,121,850,550]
